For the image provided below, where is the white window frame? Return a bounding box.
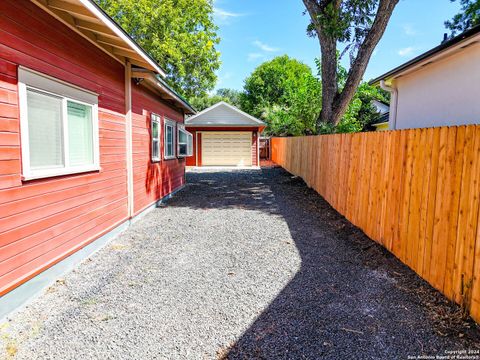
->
[177,125,193,158]
[18,67,100,181]
[151,113,161,162]
[164,118,176,160]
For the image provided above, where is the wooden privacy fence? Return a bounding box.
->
[271,125,480,322]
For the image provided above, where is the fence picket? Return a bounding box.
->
[453,126,477,304]
[444,126,466,299]
[406,129,424,270]
[417,128,434,277]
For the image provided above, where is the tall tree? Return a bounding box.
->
[189,88,241,111]
[445,0,480,36]
[302,0,399,128]
[216,88,242,106]
[95,0,221,98]
[241,55,321,136]
[315,58,390,134]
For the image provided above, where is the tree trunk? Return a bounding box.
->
[302,0,338,126]
[318,35,338,126]
[303,0,399,130]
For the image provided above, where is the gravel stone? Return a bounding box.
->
[1,167,479,359]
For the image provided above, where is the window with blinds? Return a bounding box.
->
[26,89,64,169]
[19,68,99,180]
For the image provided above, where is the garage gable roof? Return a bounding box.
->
[185,102,265,127]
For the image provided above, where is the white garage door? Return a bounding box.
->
[202,132,252,166]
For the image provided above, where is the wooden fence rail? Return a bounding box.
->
[271,125,480,323]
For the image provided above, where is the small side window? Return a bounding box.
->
[151,114,160,162]
[164,119,176,159]
[177,126,193,157]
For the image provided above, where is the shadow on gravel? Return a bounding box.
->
[174,168,480,359]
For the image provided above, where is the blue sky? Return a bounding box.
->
[212,0,462,91]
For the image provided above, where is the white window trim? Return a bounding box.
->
[164,118,176,160]
[19,69,100,181]
[177,125,193,158]
[151,113,161,162]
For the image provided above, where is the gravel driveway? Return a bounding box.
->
[1,168,479,359]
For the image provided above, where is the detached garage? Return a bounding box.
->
[185,102,265,167]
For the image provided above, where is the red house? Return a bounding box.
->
[0,0,194,316]
[185,102,265,167]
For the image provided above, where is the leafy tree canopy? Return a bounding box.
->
[216,88,242,106]
[95,0,221,98]
[306,0,380,61]
[240,55,322,136]
[445,0,480,36]
[189,88,242,111]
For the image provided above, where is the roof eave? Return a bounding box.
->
[370,24,480,85]
[132,69,196,115]
[80,0,167,77]
[30,0,167,77]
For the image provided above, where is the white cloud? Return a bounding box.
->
[213,7,243,22]
[253,40,279,52]
[397,46,417,57]
[402,24,418,36]
[247,53,265,62]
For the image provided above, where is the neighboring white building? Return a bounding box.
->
[370,25,480,130]
[370,100,390,131]
[372,99,390,115]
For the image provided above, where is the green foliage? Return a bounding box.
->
[240,55,322,136]
[216,88,241,106]
[94,0,221,98]
[188,95,226,112]
[445,0,480,36]
[314,58,388,134]
[306,0,380,61]
[189,88,241,111]
[336,83,389,133]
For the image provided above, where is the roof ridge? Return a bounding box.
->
[370,24,480,85]
[186,102,265,126]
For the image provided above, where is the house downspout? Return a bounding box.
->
[380,80,398,130]
[125,61,134,218]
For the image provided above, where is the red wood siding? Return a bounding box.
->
[252,131,258,166]
[185,127,262,167]
[0,0,128,296]
[132,84,185,215]
[186,131,198,166]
